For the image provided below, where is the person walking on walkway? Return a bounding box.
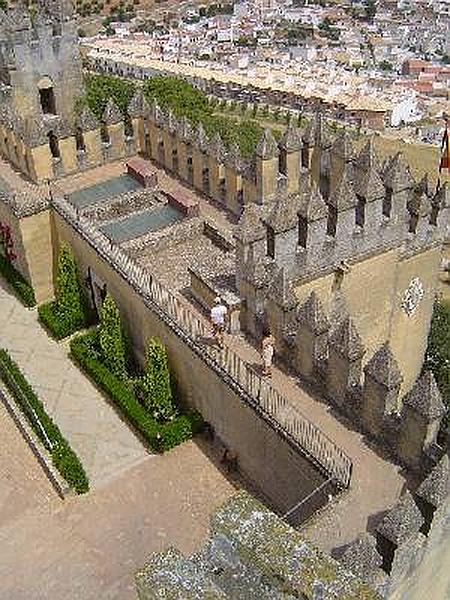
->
[210,296,227,349]
[261,329,275,377]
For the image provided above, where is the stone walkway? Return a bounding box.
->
[0,398,55,529]
[222,333,407,554]
[0,278,147,488]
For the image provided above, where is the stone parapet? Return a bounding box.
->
[136,492,382,599]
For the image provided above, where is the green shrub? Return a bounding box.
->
[38,244,89,339]
[137,337,176,420]
[98,293,127,380]
[38,301,73,340]
[70,333,203,451]
[0,348,89,493]
[83,74,136,120]
[0,253,36,307]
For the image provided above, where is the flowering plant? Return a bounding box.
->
[0,221,16,262]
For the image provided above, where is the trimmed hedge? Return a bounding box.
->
[0,348,89,494]
[0,253,36,307]
[70,332,203,452]
[38,301,85,340]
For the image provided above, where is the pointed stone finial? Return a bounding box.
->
[383,152,415,191]
[433,181,449,209]
[244,243,268,285]
[236,203,266,243]
[102,98,122,124]
[340,534,383,581]
[195,122,208,152]
[268,267,296,309]
[364,343,403,390]
[128,89,144,119]
[313,113,333,149]
[297,292,329,334]
[76,106,98,131]
[402,371,446,422]
[416,173,429,197]
[226,142,244,171]
[141,95,152,119]
[177,116,192,141]
[332,130,354,160]
[256,129,279,160]
[416,455,450,508]
[167,109,178,134]
[301,119,314,145]
[151,99,164,124]
[280,122,302,153]
[376,492,424,545]
[329,316,364,360]
[330,166,358,210]
[357,137,382,173]
[209,133,226,161]
[266,192,300,233]
[354,165,385,202]
[23,117,47,148]
[299,182,328,221]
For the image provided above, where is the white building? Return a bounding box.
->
[390,90,421,126]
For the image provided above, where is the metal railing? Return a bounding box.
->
[52,196,353,488]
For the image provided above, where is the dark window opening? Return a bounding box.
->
[100,122,110,144]
[0,66,10,87]
[298,215,308,248]
[266,225,275,258]
[124,116,133,137]
[237,189,244,205]
[430,204,439,226]
[52,22,62,37]
[301,146,309,168]
[75,127,86,152]
[383,187,392,218]
[48,131,60,158]
[319,174,330,201]
[24,152,32,174]
[355,195,366,228]
[39,87,57,115]
[326,205,337,237]
[279,150,287,175]
[409,213,418,234]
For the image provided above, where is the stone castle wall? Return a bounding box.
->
[135,458,450,600]
[51,208,333,518]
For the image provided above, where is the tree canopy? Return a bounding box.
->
[83,74,264,157]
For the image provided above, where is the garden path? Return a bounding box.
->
[0,278,148,488]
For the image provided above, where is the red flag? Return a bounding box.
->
[440,122,449,172]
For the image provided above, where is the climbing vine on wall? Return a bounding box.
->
[0,221,16,262]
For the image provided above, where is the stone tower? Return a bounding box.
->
[0,0,82,125]
[0,0,86,181]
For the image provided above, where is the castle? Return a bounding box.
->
[0,2,449,598]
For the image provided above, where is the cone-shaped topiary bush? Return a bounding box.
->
[56,243,85,328]
[139,337,176,421]
[38,243,87,338]
[99,293,126,380]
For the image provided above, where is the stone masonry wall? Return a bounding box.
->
[52,209,330,517]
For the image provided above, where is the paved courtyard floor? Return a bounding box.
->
[0,279,237,599]
[0,438,237,600]
[0,278,148,488]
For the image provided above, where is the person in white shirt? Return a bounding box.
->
[210,296,227,348]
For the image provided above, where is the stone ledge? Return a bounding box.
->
[0,383,69,500]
